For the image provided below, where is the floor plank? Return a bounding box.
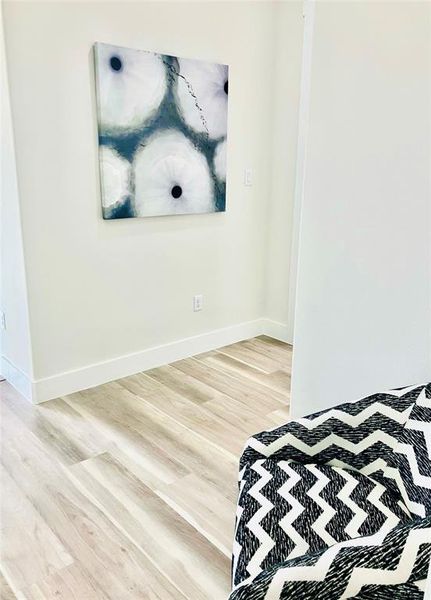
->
[2,425,186,599]
[69,453,230,599]
[197,351,291,396]
[155,473,234,557]
[172,356,288,408]
[0,572,16,600]
[0,465,73,592]
[17,563,110,600]
[0,336,291,598]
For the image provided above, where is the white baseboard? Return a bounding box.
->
[33,319,270,403]
[261,318,293,345]
[10,318,290,404]
[1,356,33,402]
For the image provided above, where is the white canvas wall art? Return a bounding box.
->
[94,42,228,219]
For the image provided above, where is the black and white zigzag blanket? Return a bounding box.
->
[230,383,431,599]
[231,517,430,599]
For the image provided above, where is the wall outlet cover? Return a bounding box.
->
[193,295,203,312]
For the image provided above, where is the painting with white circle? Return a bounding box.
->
[94,42,228,219]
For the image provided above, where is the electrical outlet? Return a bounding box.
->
[244,168,253,186]
[0,311,6,331]
[193,294,203,312]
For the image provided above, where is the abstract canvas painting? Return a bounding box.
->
[94,42,228,219]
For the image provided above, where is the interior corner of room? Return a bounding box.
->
[1,0,305,408]
[2,0,431,415]
[1,1,431,599]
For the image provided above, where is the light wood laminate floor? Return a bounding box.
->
[1,336,292,600]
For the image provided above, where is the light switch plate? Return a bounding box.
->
[244,168,253,186]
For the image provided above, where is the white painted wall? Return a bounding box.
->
[291,1,431,416]
[1,5,34,398]
[2,1,303,401]
[264,1,303,341]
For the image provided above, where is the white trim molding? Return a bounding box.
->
[1,356,33,402]
[287,0,315,343]
[261,319,292,345]
[5,319,290,404]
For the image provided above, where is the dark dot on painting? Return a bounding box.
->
[110,56,123,72]
[224,80,228,95]
[171,185,183,199]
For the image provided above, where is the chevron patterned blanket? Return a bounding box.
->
[230,383,431,599]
